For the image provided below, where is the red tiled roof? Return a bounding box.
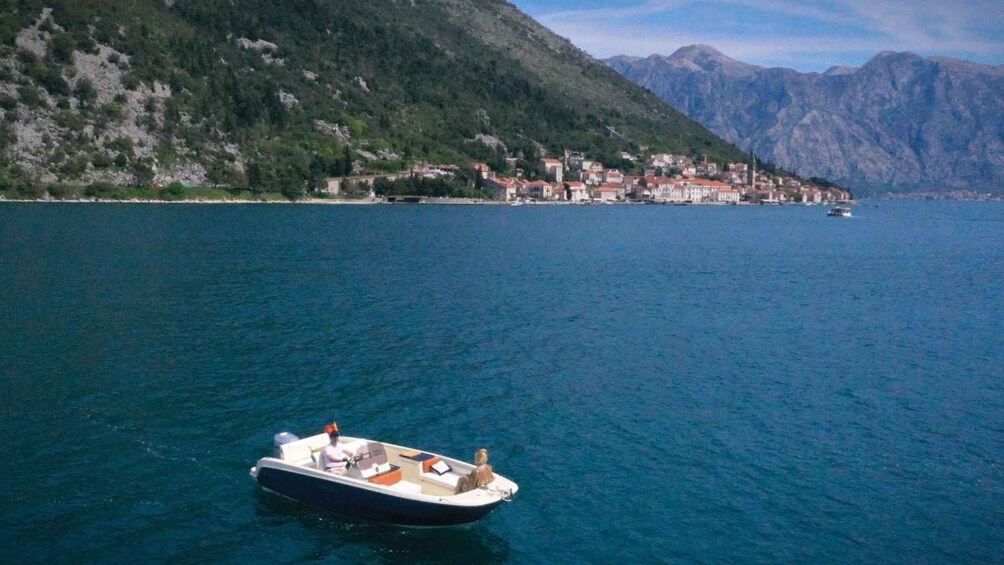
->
[488,177,517,187]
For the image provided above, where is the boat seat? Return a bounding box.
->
[368,466,402,486]
[420,470,462,491]
[279,435,363,468]
[279,442,313,466]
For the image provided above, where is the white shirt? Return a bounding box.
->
[323,441,346,470]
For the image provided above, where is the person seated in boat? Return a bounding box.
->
[455,448,494,494]
[322,425,354,475]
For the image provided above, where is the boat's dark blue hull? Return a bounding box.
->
[256,466,502,526]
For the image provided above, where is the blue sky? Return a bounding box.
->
[510,0,1004,72]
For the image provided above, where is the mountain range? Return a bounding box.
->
[606,45,1004,195]
[0,0,747,195]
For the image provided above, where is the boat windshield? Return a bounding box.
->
[354,442,389,472]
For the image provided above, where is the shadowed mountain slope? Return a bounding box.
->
[607,46,1004,195]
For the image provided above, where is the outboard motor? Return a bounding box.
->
[273,432,299,458]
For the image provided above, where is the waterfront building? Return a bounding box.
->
[542,158,564,183]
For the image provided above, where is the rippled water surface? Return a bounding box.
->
[1,201,1002,563]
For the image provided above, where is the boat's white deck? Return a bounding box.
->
[275,434,494,499]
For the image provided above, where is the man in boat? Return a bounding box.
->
[322,424,354,475]
[456,448,494,493]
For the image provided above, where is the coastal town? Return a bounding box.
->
[0,148,856,205]
[328,150,853,205]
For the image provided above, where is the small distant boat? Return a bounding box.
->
[828,206,852,217]
[251,432,517,526]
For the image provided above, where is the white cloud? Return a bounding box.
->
[551,21,892,65]
[528,0,1004,71]
[536,0,857,27]
[837,0,1003,52]
[535,0,691,22]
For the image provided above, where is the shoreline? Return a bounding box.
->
[0,197,851,206]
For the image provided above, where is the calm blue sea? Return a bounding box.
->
[1,201,1002,563]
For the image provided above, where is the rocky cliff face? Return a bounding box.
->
[606,46,1004,194]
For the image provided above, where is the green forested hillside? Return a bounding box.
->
[0,0,745,197]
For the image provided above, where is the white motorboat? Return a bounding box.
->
[828,206,852,217]
[250,432,517,526]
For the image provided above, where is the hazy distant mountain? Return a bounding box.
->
[606,45,1004,195]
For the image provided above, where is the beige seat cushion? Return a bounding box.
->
[420,470,462,490]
